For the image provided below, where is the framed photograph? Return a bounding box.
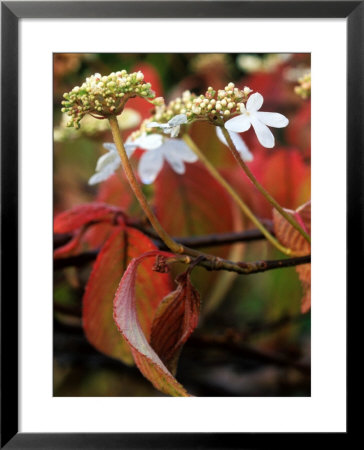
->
[1,1,358,447]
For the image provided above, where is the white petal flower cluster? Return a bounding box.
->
[137,137,198,184]
[224,92,289,148]
[88,143,124,186]
[88,132,198,186]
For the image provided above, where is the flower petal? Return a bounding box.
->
[138,149,164,184]
[88,157,121,185]
[161,140,190,174]
[216,128,253,162]
[169,126,180,138]
[134,133,163,150]
[146,121,169,130]
[122,136,139,156]
[168,114,188,127]
[124,141,137,155]
[164,151,185,174]
[247,92,264,112]
[88,170,112,186]
[255,111,289,128]
[103,142,117,153]
[166,139,199,163]
[249,115,275,148]
[95,150,121,172]
[224,114,251,133]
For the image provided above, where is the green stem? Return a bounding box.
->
[183,134,292,256]
[108,116,185,254]
[221,127,311,244]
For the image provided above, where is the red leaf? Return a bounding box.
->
[273,201,311,313]
[273,201,311,252]
[54,202,122,234]
[81,222,114,251]
[189,121,237,169]
[150,271,200,374]
[83,228,172,365]
[297,264,311,314]
[113,251,190,396]
[286,101,311,159]
[96,173,134,210]
[154,161,243,304]
[224,148,310,220]
[241,69,301,111]
[155,162,236,238]
[54,230,83,259]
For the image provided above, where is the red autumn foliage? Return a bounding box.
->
[154,161,243,299]
[96,173,134,210]
[83,228,173,365]
[113,251,190,397]
[273,201,311,313]
[223,147,310,220]
[53,229,84,259]
[285,101,311,159]
[150,271,201,375]
[54,202,122,234]
[154,161,239,240]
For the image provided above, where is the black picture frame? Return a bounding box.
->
[1,1,359,448]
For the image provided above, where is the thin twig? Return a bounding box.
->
[54,228,273,270]
[183,134,292,255]
[221,127,311,245]
[190,254,310,275]
[54,250,99,270]
[168,228,272,248]
[108,116,185,255]
[54,226,272,254]
[54,245,310,276]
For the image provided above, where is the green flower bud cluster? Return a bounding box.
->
[128,91,199,139]
[151,90,198,122]
[294,72,311,99]
[61,70,155,129]
[150,83,252,128]
[128,82,253,141]
[152,84,252,124]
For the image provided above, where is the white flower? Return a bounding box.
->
[124,133,163,153]
[216,127,253,162]
[88,143,122,185]
[147,114,188,138]
[224,92,289,148]
[138,137,198,184]
[88,133,197,186]
[88,134,161,186]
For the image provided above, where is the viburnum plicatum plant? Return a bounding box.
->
[56,69,311,396]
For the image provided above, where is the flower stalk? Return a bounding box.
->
[183,134,293,256]
[220,127,311,244]
[109,116,263,267]
[108,116,185,254]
